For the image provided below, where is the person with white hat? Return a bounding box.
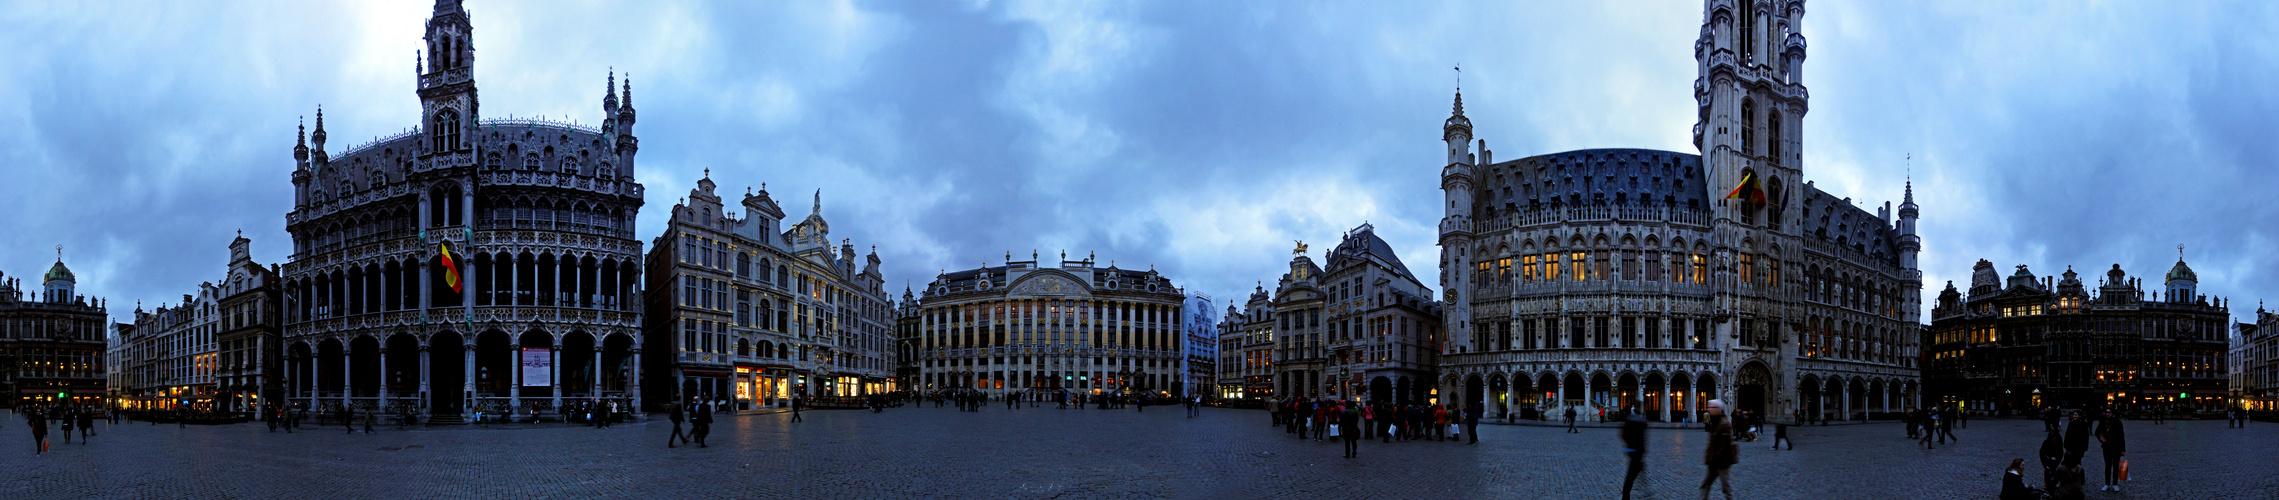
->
[1699,399,1736,500]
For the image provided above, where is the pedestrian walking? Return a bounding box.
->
[2043,406,2061,434]
[363,407,376,434]
[267,405,279,433]
[1464,401,1482,445]
[76,411,91,444]
[2095,410,2126,492]
[1566,406,1579,433]
[690,402,712,448]
[1340,401,1360,459]
[1698,399,1736,500]
[666,402,688,448]
[1769,422,1790,450]
[791,397,805,423]
[1916,409,1936,449]
[1939,407,1958,443]
[28,412,48,455]
[1621,409,1648,500]
[340,406,354,434]
[58,411,73,444]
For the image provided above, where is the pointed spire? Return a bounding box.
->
[416,50,423,75]
[312,106,327,145]
[604,69,619,112]
[1452,90,1465,117]
[620,74,633,110]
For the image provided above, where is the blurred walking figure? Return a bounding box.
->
[1621,409,1648,500]
[1698,400,1736,500]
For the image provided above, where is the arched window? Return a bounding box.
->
[525,153,541,170]
[429,183,462,227]
[562,156,578,175]
[1740,100,1756,156]
[434,109,460,153]
[1768,110,1784,162]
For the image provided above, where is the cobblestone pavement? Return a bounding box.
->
[0,407,2272,499]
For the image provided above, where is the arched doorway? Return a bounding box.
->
[431,331,466,417]
[1798,374,1821,424]
[563,330,597,399]
[1370,376,1392,403]
[1487,374,1508,417]
[1736,361,1772,418]
[1616,372,1640,413]
[1696,373,1718,421]
[1563,372,1585,407]
[1464,374,1484,409]
[384,333,422,414]
[349,335,381,402]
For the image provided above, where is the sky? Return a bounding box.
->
[3,0,2275,327]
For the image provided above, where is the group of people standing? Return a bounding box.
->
[1269,398,1485,459]
[20,405,100,455]
[2010,408,2129,499]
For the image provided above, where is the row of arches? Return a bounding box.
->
[284,329,639,417]
[284,252,638,322]
[1799,374,1918,422]
[1456,368,1723,423]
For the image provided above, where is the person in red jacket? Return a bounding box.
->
[1433,405,1451,441]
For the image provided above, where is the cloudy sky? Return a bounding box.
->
[4,0,2274,326]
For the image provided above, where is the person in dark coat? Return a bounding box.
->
[27,412,47,455]
[665,402,688,448]
[1339,402,1360,459]
[2061,410,2091,467]
[2001,458,2042,500]
[58,410,74,444]
[76,410,92,443]
[2038,430,2066,491]
[1621,410,1649,500]
[2095,410,2126,491]
[1463,402,1482,444]
[1565,406,1579,433]
[791,397,805,422]
[1698,400,1736,500]
[690,401,713,448]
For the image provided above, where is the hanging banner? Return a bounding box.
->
[521,348,551,387]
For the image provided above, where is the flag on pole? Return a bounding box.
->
[439,242,463,294]
[1723,170,1765,208]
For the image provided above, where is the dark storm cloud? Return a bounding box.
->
[3,1,2274,325]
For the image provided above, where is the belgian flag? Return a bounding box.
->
[1724,170,1766,208]
[438,242,463,294]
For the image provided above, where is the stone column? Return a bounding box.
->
[418,345,431,416]
[549,342,563,415]
[1661,384,1673,422]
[628,349,643,418]
[462,347,475,419]
[376,347,391,410]
[341,345,353,409]
[1841,385,1851,421]
[593,348,603,399]
[509,341,521,408]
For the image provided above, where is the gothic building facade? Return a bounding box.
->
[0,258,110,408]
[1435,0,1923,423]
[281,0,647,420]
[1927,259,2234,414]
[642,175,895,411]
[913,254,1186,397]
